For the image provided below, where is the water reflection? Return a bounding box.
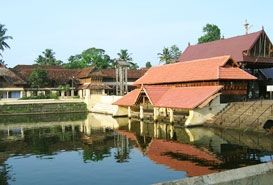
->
[0,114,273,185]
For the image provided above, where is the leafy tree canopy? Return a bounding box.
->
[145,61,152,68]
[198,24,221,44]
[158,45,181,64]
[28,68,49,88]
[117,49,139,69]
[35,49,63,66]
[0,24,13,56]
[64,47,112,69]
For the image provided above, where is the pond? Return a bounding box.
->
[0,113,273,185]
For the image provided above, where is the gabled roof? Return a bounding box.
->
[134,56,256,85]
[100,68,147,79]
[179,30,263,62]
[144,85,223,109]
[113,88,141,106]
[0,66,26,85]
[12,65,80,84]
[76,67,95,79]
[114,85,223,109]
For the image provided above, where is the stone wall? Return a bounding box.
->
[155,162,273,185]
[0,100,87,115]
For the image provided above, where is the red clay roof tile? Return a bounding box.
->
[134,56,256,85]
[114,85,223,109]
[145,85,223,109]
[179,30,263,62]
[113,88,141,106]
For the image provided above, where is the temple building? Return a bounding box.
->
[0,64,26,99]
[114,55,256,125]
[179,29,273,98]
[0,64,145,99]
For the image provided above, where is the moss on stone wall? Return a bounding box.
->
[0,102,87,115]
[0,112,87,123]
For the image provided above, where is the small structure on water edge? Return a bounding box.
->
[114,55,257,126]
[180,29,273,99]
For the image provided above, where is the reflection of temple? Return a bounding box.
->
[118,120,273,176]
[1,114,273,181]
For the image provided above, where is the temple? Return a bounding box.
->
[179,29,273,98]
[114,55,256,126]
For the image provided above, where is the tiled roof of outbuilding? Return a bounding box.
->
[114,85,223,109]
[134,56,256,85]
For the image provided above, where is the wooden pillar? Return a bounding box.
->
[140,105,144,120]
[153,107,159,121]
[20,91,24,98]
[169,109,174,123]
[128,106,132,118]
[78,90,83,98]
[6,91,9,99]
[26,91,31,97]
[86,89,91,98]
[21,127,24,138]
[128,119,131,131]
[163,108,167,117]
[71,89,74,97]
[140,120,144,135]
[170,124,174,139]
[61,90,65,98]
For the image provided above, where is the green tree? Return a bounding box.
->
[0,24,13,57]
[117,49,139,69]
[170,45,181,60]
[63,54,88,69]
[158,45,181,64]
[28,68,49,88]
[81,48,112,69]
[117,49,132,61]
[198,24,221,44]
[64,47,113,69]
[145,61,152,68]
[158,47,172,64]
[35,49,63,66]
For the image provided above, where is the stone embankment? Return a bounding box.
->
[155,162,273,185]
[0,99,87,115]
[207,100,273,132]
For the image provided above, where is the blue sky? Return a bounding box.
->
[1,0,273,67]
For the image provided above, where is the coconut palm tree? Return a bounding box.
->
[117,49,132,61]
[158,47,172,64]
[0,24,13,57]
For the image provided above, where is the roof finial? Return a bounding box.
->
[188,42,191,47]
[262,25,264,30]
[244,19,252,34]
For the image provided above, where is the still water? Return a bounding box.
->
[1,113,273,185]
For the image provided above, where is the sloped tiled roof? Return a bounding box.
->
[77,83,111,90]
[179,30,263,62]
[13,65,80,84]
[0,66,26,85]
[145,85,223,109]
[113,88,141,106]
[76,67,95,79]
[101,68,147,79]
[146,139,221,176]
[134,56,256,85]
[114,85,223,109]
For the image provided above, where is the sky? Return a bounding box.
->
[1,0,273,68]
